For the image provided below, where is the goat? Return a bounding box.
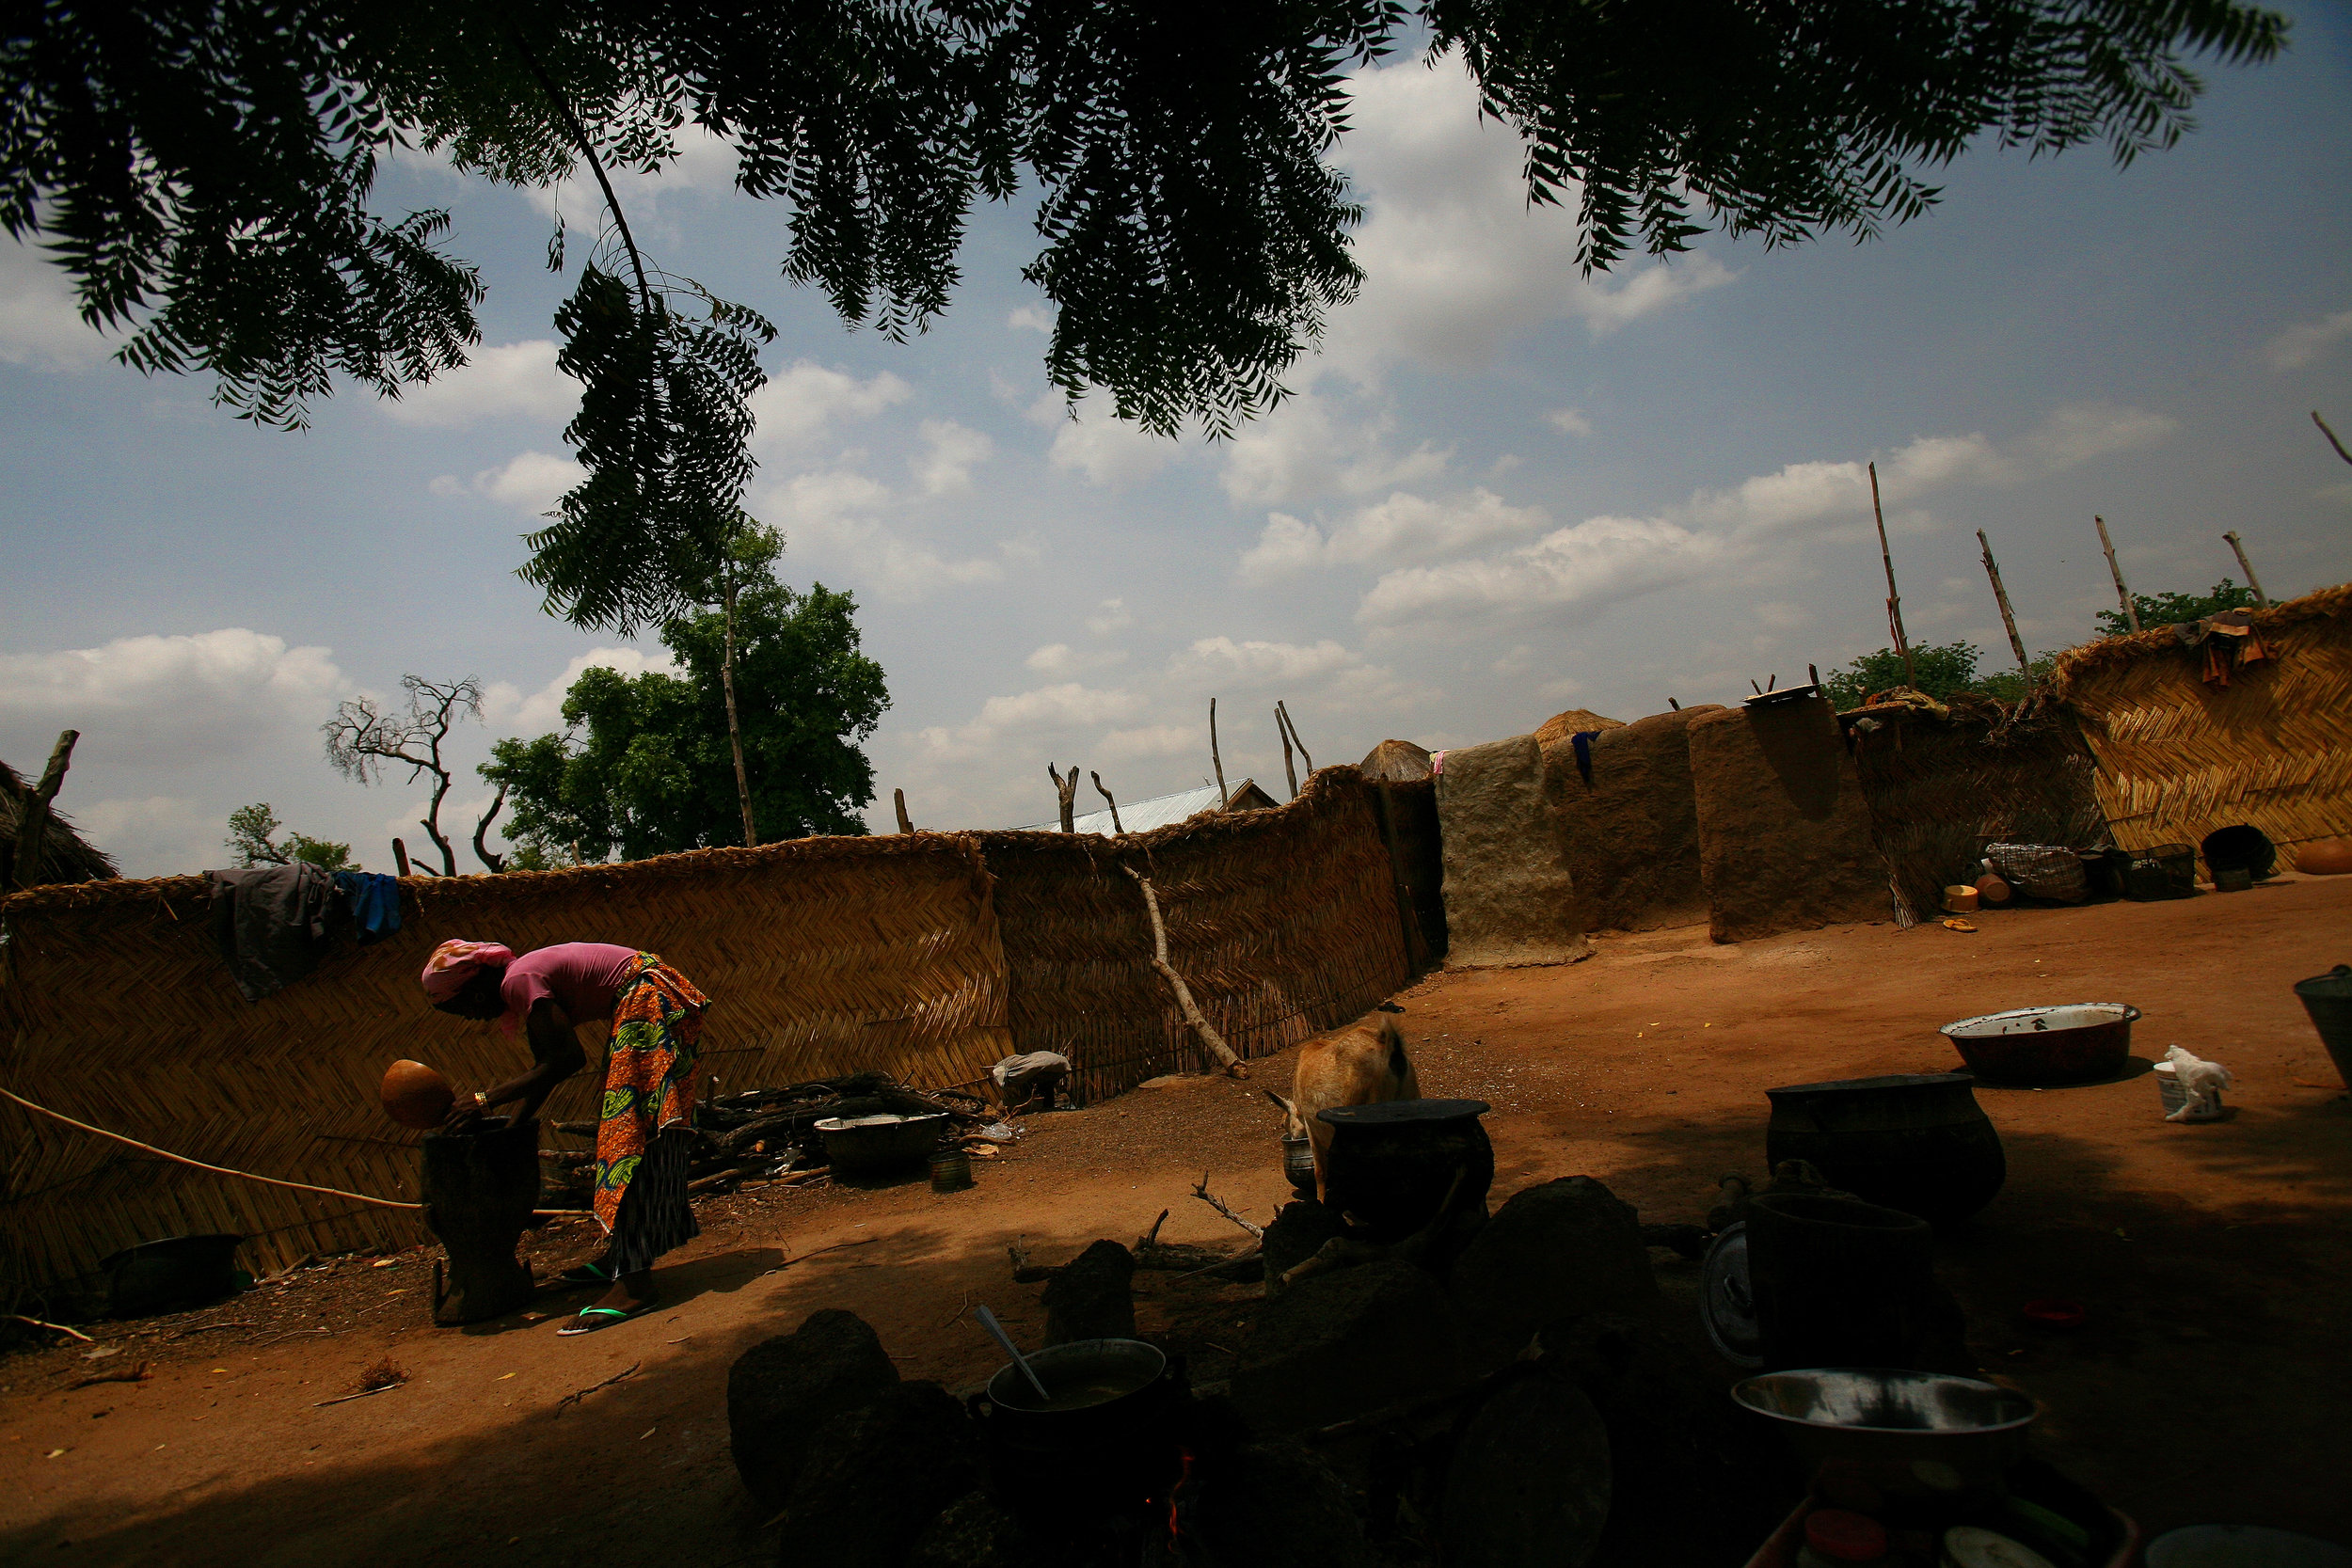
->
[1264,1013,1419,1203]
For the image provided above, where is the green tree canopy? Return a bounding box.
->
[2093,578,2259,638]
[481,573,888,863]
[225,802,355,872]
[8,2,2287,436]
[1820,640,2064,708]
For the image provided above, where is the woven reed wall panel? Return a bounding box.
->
[2052,584,2352,875]
[1848,705,2108,918]
[977,768,1413,1104]
[0,834,1010,1291]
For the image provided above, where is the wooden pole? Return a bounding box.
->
[1209,699,1229,808]
[2221,531,2271,609]
[893,788,914,834]
[9,729,77,890]
[1090,771,1124,834]
[1977,530,2033,681]
[1278,702,1312,772]
[1869,462,1916,689]
[2314,410,2352,467]
[1125,867,1247,1078]
[2094,515,2139,632]
[1276,705,1297,798]
[1047,764,1078,831]
[392,837,413,878]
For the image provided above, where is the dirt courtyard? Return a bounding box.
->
[5,876,2347,1565]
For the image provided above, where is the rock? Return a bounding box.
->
[1440,1370,1613,1568]
[1042,1238,1136,1345]
[1262,1198,1347,1287]
[775,1381,981,1568]
[907,1490,1032,1568]
[1449,1177,1660,1364]
[727,1307,900,1511]
[1182,1437,1372,1568]
[1231,1259,1470,1435]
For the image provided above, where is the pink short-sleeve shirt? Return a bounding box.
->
[500,943,641,1029]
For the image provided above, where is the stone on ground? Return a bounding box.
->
[1448,1177,1660,1363]
[1042,1238,1136,1344]
[1231,1259,1469,1434]
[1441,1370,1613,1568]
[773,1381,981,1568]
[727,1307,901,1511]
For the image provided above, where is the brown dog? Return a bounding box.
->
[1265,1013,1420,1202]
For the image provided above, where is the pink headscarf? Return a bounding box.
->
[420,939,516,1003]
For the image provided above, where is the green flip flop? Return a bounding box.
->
[556,1301,655,1336]
[550,1261,613,1289]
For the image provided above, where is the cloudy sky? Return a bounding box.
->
[6,17,2350,877]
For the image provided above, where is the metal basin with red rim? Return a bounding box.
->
[1942,1004,2140,1085]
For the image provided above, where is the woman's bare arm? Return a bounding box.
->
[447,1001,586,1127]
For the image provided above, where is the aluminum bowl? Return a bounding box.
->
[1942,1004,2140,1085]
[816,1112,949,1172]
[1732,1368,2038,1498]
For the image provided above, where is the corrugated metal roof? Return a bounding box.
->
[1012,781,1229,836]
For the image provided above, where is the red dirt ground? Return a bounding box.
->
[4,876,2347,1566]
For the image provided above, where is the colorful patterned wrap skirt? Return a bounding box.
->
[594,953,709,1250]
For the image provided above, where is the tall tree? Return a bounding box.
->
[323,674,497,875]
[481,569,888,863]
[225,803,355,873]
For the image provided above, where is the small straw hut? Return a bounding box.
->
[2051,582,2352,875]
[0,759,118,887]
[1358,738,1433,784]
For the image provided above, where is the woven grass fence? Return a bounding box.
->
[0,834,1012,1293]
[977,767,1414,1105]
[1847,697,2108,918]
[2051,583,2352,876]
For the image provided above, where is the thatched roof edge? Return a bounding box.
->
[2050,581,2352,696]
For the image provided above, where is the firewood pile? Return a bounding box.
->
[537,1070,1000,1201]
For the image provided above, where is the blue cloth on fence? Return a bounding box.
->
[1570,730,1601,785]
[333,871,403,946]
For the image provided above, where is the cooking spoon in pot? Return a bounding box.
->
[972,1305,1052,1402]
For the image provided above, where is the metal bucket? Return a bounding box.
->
[1280,1133,1317,1195]
[929,1148,975,1192]
[2291,965,2352,1091]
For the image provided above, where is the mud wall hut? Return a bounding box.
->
[1549,705,1725,933]
[2051,583,2352,875]
[1435,735,1588,967]
[1688,696,1890,942]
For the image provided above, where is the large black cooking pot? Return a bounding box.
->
[102,1233,245,1318]
[970,1338,1184,1527]
[1315,1098,1493,1241]
[1765,1073,2004,1224]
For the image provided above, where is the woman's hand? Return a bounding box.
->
[440,1091,488,1133]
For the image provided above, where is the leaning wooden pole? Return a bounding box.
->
[1276,705,1297,798]
[1868,462,1916,689]
[1279,701,1312,772]
[1125,866,1248,1079]
[2222,531,2271,609]
[1091,771,1124,834]
[1977,530,2033,682]
[1209,699,1230,807]
[2314,410,2352,467]
[894,788,914,834]
[2094,515,2139,632]
[9,729,78,890]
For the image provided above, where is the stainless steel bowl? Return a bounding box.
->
[1732,1368,2039,1497]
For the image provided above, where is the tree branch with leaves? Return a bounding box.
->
[323,675,494,876]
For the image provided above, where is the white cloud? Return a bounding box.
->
[753,467,1002,600]
[912,419,993,497]
[1360,515,1720,627]
[2015,402,2178,468]
[1168,637,1360,689]
[2264,309,2352,372]
[483,648,676,735]
[431,450,584,515]
[1086,598,1134,636]
[0,629,344,767]
[750,362,913,452]
[526,124,740,219]
[1238,488,1548,584]
[1755,601,1813,631]
[1546,408,1595,437]
[914,682,1149,764]
[1217,389,1451,507]
[69,796,219,878]
[0,239,110,371]
[382,340,575,426]
[1321,55,1738,381]
[1007,306,1053,333]
[1025,643,1128,677]
[1046,399,1183,487]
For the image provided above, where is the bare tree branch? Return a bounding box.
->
[473,784,509,872]
[324,676,483,877]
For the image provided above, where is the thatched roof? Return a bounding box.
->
[2050,580,2352,692]
[0,759,118,886]
[1532,707,1626,747]
[1358,738,1432,783]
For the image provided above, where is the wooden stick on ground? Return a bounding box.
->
[315,1382,402,1408]
[1136,1209,1170,1252]
[1124,867,1248,1078]
[68,1360,151,1389]
[2222,530,2271,609]
[2095,515,2139,632]
[1192,1171,1265,1238]
[9,1314,93,1342]
[1870,463,1916,689]
[1977,530,2033,682]
[554,1360,640,1414]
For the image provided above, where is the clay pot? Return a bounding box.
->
[381,1058,455,1129]
[2294,837,2352,876]
[1765,1073,2004,1224]
[1316,1099,1493,1242]
[1975,873,2012,907]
